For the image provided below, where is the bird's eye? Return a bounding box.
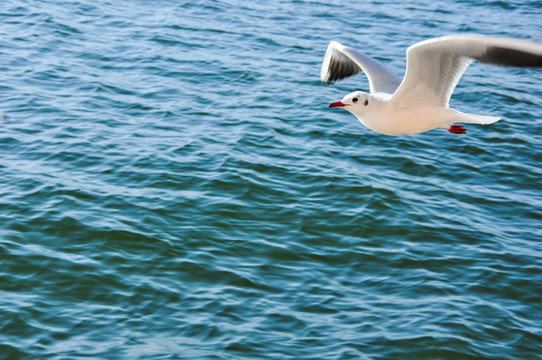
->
[364,99,369,106]
[352,97,358,103]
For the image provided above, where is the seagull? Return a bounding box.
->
[322,34,542,135]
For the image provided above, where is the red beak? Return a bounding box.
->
[328,101,346,108]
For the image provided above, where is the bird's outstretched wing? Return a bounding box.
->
[320,41,402,95]
[391,34,542,108]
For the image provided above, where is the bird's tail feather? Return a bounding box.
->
[452,112,501,125]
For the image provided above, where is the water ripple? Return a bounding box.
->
[1,0,542,359]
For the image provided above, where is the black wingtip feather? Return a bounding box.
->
[323,53,362,84]
[478,46,542,67]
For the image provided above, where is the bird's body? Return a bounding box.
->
[340,92,498,135]
[322,34,542,135]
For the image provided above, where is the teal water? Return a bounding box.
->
[1,1,541,359]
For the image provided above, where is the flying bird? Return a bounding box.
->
[321,34,542,135]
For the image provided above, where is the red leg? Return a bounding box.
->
[448,125,467,134]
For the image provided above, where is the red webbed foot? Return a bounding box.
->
[448,125,467,134]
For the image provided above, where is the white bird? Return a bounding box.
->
[322,34,542,135]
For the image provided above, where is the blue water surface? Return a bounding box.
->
[1,0,541,359]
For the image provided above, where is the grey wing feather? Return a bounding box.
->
[391,34,542,108]
[320,41,402,95]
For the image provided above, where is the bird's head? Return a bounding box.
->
[328,91,371,116]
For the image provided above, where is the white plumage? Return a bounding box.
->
[322,34,542,135]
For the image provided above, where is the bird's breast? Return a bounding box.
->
[357,105,447,135]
